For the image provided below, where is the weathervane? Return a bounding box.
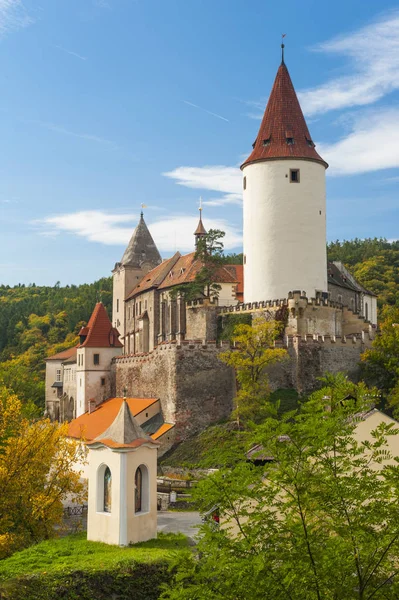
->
[281,33,286,64]
[140,203,147,217]
[199,196,203,215]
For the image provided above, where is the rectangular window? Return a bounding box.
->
[117,298,119,313]
[144,300,147,310]
[290,169,300,183]
[243,176,246,190]
[56,369,61,382]
[101,377,105,386]
[94,353,100,365]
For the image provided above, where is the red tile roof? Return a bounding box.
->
[157,253,241,290]
[152,422,175,440]
[126,254,181,299]
[68,397,159,441]
[241,62,327,169]
[79,303,123,348]
[127,252,242,299]
[223,265,244,302]
[45,346,78,361]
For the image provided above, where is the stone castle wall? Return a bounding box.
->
[112,329,372,442]
[112,340,235,441]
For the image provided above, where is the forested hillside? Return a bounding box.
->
[327,238,399,308]
[0,278,112,412]
[0,238,397,413]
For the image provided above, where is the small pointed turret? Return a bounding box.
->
[241,58,327,169]
[194,199,207,247]
[94,399,157,449]
[78,303,122,348]
[120,212,162,268]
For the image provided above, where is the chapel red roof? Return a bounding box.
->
[78,303,123,348]
[241,61,327,169]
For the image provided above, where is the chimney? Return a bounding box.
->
[89,399,96,414]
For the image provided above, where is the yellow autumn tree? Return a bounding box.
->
[220,317,287,426]
[0,387,86,558]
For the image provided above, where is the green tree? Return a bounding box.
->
[171,229,225,301]
[163,375,399,600]
[220,317,287,426]
[362,306,399,404]
[0,387,86,558]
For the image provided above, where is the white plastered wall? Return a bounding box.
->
[87,444,158,546]
[243,159,327,303]
[76,347,122,417]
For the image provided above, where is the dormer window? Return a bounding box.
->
[306,137,314,147]
[252,138,257,149]
[286,129,294,145]
[263,136,271,146]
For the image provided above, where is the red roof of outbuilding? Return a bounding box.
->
[241,61,327,169]
[45,346,78,361]
[68,397,159,441]
[78,303,123,348]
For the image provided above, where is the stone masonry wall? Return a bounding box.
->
[112,341,235,442]
[185,301,218,341]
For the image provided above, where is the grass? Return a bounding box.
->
[0,532,189,582]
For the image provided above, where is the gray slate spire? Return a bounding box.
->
[96,400,156,446]
[120,213,162,268]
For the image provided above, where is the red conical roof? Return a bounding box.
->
[241,61,327,169]
[78,303,123,348]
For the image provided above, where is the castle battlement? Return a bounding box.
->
[218,291,349,315]
[113,338,231,364]
[284,331,372,346]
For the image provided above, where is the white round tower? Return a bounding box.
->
[241,52,328,304]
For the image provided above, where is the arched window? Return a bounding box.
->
[135,466,142,513]
[104,466,112,513]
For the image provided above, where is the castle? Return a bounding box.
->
[45,52,377,451]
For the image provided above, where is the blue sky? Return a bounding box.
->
[0,0,398,285]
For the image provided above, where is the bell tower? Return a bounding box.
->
[241,47,328,303]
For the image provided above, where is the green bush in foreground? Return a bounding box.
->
[0,532,188,600]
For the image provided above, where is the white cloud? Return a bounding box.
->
[36,211,242,252]
[320,108,399,175]
[0,0,32,37]
[163,165,242,206]
[299,11,399,115]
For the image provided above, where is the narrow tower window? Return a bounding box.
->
[103,466,112,513]
[135,466,142,513]
[290,169,300,183]
[243,176,246,190]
